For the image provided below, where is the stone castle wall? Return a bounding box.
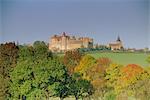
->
[49,32,93,52]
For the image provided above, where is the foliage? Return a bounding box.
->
[89,57,111,91]
[33,41,51,58]
[0,42,19,99]
[118,64,145,89]
[19,41,52,61]
[146,55,150,64]
[105,64,123,88]
[127,79,150,100]
[97,57,112,67]
[0,74,8,100]
[78,45,111,52]
[1,41,150,99]
[104,91,116,100]
[63,50,83,75]
[114,64,150,97]
[74,55,96,80]
[9,57,69,99]
[9,41,69,99]
[69,73,93,100]
[0,42,19,77]
[18,45,34,60]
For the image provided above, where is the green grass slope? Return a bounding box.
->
[87,52,149,67]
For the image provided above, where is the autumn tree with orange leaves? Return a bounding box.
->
[119,64,145,87]
[116,64,150,95]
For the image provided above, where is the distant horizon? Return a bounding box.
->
[1,32,148,50]
[0,0,149,49]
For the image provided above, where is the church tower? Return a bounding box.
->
[117,35,121,42]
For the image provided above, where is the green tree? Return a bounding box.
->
[33,41,51,58]
[69,73,93,100]
[147,56,150,64]
[9,58,69,100]
[18,45,34,61]
[9,41,69,100]
[18,41,52,61]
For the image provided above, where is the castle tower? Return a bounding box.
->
[61,32,68,51]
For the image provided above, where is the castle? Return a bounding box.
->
[49,32,93,52]
[49,32,123,52]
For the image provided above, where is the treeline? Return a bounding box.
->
[77,46,149,53]
[78,45,111,53]
[0,41,150,100]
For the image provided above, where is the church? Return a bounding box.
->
[109,36,123,50]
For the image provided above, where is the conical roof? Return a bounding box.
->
[117,35,121,42]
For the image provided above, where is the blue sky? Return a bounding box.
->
[0,0,149,49]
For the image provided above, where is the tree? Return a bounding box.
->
[63,50,83,75]
[18,41,52,61]
[74,55,96,80]
[144,47,149,53]
[0,74,8,100]
[147,55,150,64]
[9,58,69,100]
[18,45,34,61]
[9,41,69,100]
[105,64,123,89]
[69,73,93,100]
[117,64,150,98]
[88,57,112,80]
[0,42,19,99]
[128,79,150,100]
[0,42,19,77]
[87,57,112,99]
[118,64,145,88]
[33,41,50,58]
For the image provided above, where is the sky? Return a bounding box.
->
[0,0,149,49]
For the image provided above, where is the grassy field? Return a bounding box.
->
[87,52,149,67]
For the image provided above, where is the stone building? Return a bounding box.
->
[49,32,93,52]
[109,36,123,50]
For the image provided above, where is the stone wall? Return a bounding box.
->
[49,33,93,52]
